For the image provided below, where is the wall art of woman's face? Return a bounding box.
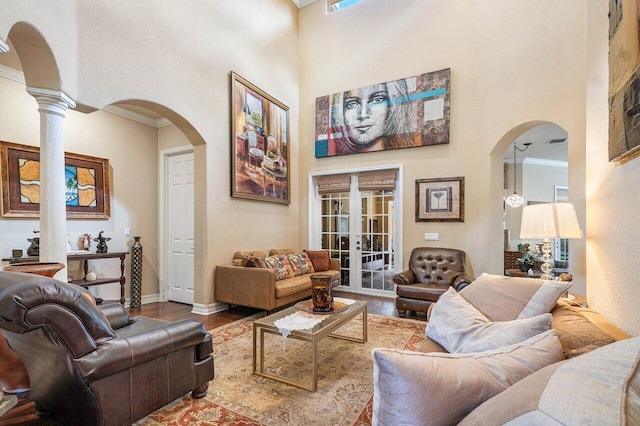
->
[342,83,389,146]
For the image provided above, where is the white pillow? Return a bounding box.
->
[372,330,564,426]
[426,287,552,353]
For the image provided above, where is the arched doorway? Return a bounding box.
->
[493,122,571,276]
[0,28,209,310]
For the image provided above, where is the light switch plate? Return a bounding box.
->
[124,227,131,236]
[424,232,439,241]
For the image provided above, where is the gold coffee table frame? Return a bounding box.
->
[253,300,367,392]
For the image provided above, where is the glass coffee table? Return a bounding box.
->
[252,299,367,391]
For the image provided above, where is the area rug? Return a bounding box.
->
[135,313,426,425]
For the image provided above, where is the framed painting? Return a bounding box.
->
[415,176,464,222]
[230,72,290,204]
[314,68,450,158]
[0,141,111,218]
[609,64,640,161]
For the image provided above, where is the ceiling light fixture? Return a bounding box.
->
[505,142,531,208]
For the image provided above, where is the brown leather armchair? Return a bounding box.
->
[394,247,473,316]
[0,271,214,426]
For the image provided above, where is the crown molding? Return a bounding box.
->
[292,0,319,7]
[102,105,161,127]
[0,64,170,128]
[0,39,9,53]
[0,63,25,84]
[156,117,172,127]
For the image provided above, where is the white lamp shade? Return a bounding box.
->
[520,203,583,239]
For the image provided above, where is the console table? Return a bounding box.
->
[2,252,127,305]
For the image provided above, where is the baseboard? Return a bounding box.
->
[124,293,160,308]
[192,302,228,315]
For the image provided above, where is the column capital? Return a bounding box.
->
[0,39,9,53]
[26,86,76,117]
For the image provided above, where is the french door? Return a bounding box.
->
[313,168,401,297]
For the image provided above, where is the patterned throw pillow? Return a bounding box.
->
[260,255,295,281]
[287,253,315,276]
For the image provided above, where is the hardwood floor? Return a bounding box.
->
[128,290,428,326]
[1,291,425,425]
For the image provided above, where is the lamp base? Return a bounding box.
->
[539,239,554,280]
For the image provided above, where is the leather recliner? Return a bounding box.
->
[0,271,214,426]
[394,247,473,316]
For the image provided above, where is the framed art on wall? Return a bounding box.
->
[314,68,450,158]
[0,141,110,218]
[230,72,290,204]
[415,176,464,222]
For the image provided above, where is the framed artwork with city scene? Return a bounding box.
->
[0,141,110,218]
[314,68,450,158]
[415,176,464,222]
[230,72,290,204]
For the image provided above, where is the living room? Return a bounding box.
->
[0,0,638,423]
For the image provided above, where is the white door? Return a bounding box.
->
[167,151,195,304]
[314,169,401,297]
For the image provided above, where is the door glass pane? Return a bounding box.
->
[360,190,395,291]
[320,193,351,287]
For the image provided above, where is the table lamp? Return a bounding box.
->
[520,202,583,280]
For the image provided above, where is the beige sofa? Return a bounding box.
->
[372,274,635,425]
[214,249,340,311]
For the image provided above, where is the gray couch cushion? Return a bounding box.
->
[372,330,563,426]
[460,336,640,425]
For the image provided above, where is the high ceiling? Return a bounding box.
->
[0,23,568,163]
[292,0,319,7]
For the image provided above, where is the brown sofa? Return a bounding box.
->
[214,249,340,311]
[0,271,214,426]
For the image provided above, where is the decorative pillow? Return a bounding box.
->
[550,302,617,358]
[243,256,262,268]
[459,273,572,321]
[304,250,330,272]
[372,330,563,426]
[426,287,552,353]
[460,336,640,425]
[259,255,294,281]
[286,253,315,276]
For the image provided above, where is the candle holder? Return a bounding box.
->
[310,274,333,312]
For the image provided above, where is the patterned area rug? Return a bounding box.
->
[136,313,426,425]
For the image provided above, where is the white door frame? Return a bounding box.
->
[159,145,194,302]
[308,164,403,297]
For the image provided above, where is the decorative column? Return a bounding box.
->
[26,87,76,281]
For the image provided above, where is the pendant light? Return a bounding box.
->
[505,143,530,208]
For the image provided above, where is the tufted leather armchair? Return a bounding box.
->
[393,247,473,316]
[0,271,214,426]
